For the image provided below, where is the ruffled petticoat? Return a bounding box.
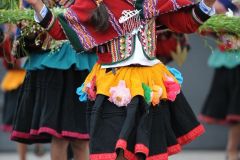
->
[77,63,204,160]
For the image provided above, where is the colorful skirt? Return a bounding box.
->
[77,63,204,160]
[200,66,240,124]
[0,70,26,132]
[89,94,204,160]
[11,67,90,144]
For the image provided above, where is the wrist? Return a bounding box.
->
[203,0,215,8]
[31,0,45,14]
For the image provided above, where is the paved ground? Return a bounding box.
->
[0,150,226,160]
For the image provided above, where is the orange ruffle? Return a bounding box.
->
[83,63,180,105]
[1,70,26,91]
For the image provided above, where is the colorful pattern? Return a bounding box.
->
[77,63,182,107]
[64,9,97,50]
[97,20,157,65]
[139,19,156,59]
[143,0,158,19]
[100,34,135,64]
[171,0,181,10]
[105,6,123,36]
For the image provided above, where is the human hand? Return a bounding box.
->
[203,0,216,8]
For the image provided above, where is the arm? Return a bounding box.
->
[158,1,215,33]
[25,0,69,40]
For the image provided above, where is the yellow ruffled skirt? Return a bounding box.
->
[81,63,181,106]
[1,70,26,91]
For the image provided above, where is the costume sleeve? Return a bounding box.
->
[47,19,67,40]
[157,4,211,33]
[36,8,67,40]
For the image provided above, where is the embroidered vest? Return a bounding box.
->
[58,0,194,64]
[96,19,156,65]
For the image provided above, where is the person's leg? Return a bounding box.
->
[227,124,240,160]
[67,144,74,160]
[71,140,89,160]
[34,144,45,157]
[51,137,69,160]
[17,143,27,160]
[116,149,127,160]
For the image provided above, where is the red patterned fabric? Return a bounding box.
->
[48,0,200,50]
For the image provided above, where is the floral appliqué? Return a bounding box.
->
[151,85,163,106]
[76,76,97,102]
[164,75,181,101]
[109,80,131,107]
[85,76,97,101]
[76,83,88,102]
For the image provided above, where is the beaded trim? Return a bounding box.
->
[139,19,156,59]
[64,9,97,50]
[142,0,158,19]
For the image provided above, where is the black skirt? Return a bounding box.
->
[11,67,90,144]
[200,66,240,124]
[89,93,204,160]
[0,88,20,132]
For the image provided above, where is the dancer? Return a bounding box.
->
[26,0,216,159]
[199,0,240,160]
[9,1,97,160]
[0,24,45,160]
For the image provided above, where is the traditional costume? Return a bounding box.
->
[34,0,214,159]
[199,0,240,124]
[0,30,26,132]
[10,2,98,143]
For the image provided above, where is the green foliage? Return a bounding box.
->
[0,8,65,24]
[199,14,240,37]
[0,0,19,9]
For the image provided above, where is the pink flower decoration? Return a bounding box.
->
[85,76,97,101]
[164,75,181,101]
[109,80,132,107]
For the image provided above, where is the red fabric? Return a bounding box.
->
[199,114,240,124]
[11,127,89,140]
[0,36,11,57]
[156,0,193,14]
[87,124,204,160]
[157,9,200,33]
[48,0,199,45]
[0,36,20,69]
[97,52,113,64]
[177,124,205,145]
[49,19,66,40]
[156,36,178,57]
